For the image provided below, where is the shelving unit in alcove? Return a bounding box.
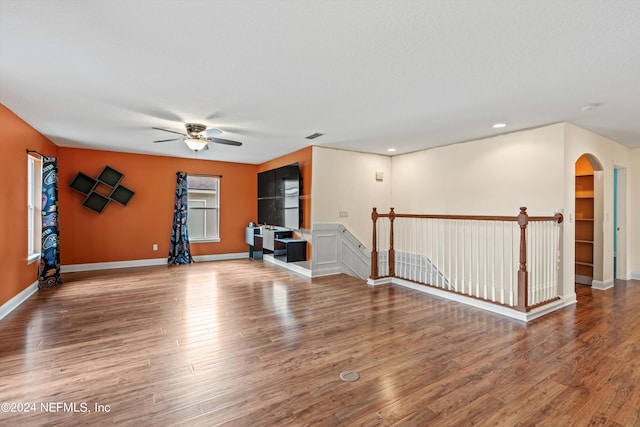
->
[575,162,594,285]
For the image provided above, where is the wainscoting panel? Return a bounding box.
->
[314,233,339,265]
[311,223,369,279]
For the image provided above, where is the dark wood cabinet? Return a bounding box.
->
[274,238,306,263]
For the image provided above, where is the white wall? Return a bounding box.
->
[563,123,634,290]
[311,124,639,298]
[631,148,640,278]
[311,146,392,246]
[391,123,565,216]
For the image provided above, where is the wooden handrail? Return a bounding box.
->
[370,206,563,311]
[374,212,563,223]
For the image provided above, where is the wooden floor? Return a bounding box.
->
[1,260,639,426]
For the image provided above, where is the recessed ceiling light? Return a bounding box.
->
[387,148,396,152]
[492,123,507,129]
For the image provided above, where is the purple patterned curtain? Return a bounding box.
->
[168,171,193,264]
[39,157,63,288]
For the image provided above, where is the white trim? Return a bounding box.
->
[630,272,640,280]
[62,253,247,273]
[192,252,246,262]
[367,277,392,286]
[592,279,614,290]
[575,274,592,285]
[0,281,38,321]
[62,258,167,273]
[263,254,312,278]
[190,238,221,243]
[368,277,575,322]
[27,253,41,264]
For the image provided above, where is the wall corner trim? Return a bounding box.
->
[0,280,38,321]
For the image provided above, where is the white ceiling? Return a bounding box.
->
[2,0,640,164]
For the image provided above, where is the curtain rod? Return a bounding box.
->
[26,149,48,158]
[188,173,223,178]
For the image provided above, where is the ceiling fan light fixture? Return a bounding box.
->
[184,137,208,152]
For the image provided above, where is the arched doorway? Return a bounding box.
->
[574,154,604,287]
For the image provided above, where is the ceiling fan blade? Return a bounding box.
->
[152,127,186,137]
[153,138,181,143]
[208,137,243,146]
[203,128,223,137]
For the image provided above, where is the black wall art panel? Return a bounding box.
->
[69,166,135,213]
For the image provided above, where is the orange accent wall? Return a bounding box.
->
[1,100,308,307]
[258,146,313,258]
[59,148,257,264]
[0,104,59,306]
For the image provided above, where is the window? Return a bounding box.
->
[188,175,220,242]
[27,155,42,263]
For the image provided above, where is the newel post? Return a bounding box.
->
[371,208,379,279]
[554,212,564,224]
[389,207,396,278]
[516,207,529,312]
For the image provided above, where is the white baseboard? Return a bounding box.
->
[368,277,574,322]
[192,252,248,262]
[367,277,392,286]
[575,274,592,285]
[0,280,38,321]
[62,252,248,273]
[592,279,614,290]
[630,272,640,280]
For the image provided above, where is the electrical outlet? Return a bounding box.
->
[339,211,349,218]
[152,244,158,251]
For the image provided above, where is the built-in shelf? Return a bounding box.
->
[576,261,594,267]
[575,160,594,284]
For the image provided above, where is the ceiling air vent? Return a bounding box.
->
[305,132,324,140]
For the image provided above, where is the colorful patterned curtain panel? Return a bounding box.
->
[168,171,193,264]
[39,157,63,288]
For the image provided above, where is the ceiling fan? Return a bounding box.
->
[153,123,243,152]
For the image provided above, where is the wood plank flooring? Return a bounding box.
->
[1,259,639,426]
